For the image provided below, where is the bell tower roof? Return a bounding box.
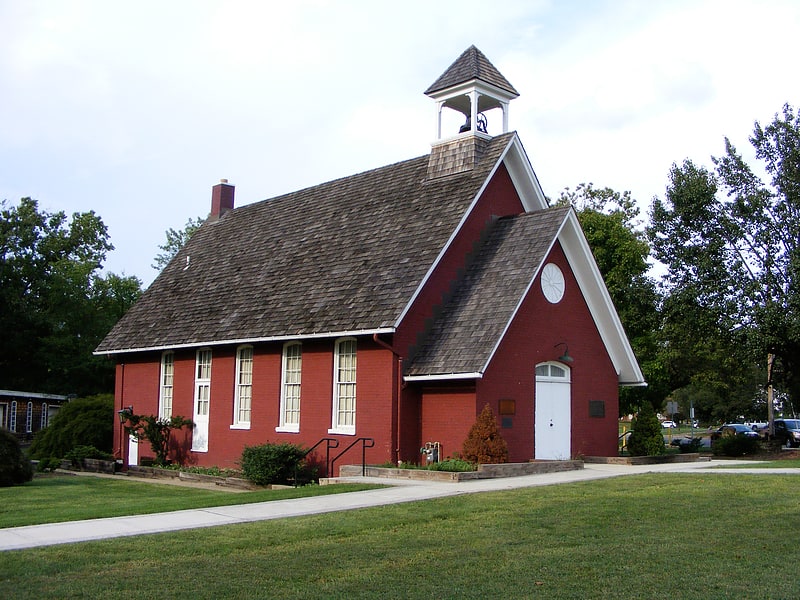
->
[425,45,519,98]
[425,46,519,142]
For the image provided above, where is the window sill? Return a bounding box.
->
[230,424,251,430]
[327,428,355,436]
[275,426,300,434]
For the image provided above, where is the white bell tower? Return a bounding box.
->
[424,45,519,141]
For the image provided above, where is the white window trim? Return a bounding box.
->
[41,403,48,429]
[231,345,253,430]
[329,337,356,435]
[276,342,302,433]
[158,351,174,420]
[25,401,33,433]
[9,401,16,432]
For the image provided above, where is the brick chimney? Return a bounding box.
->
[210,179,234,220]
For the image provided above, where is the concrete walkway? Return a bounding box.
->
[2,460,797,551]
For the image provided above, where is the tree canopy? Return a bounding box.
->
[0,198,141,395]
[648,103,800,417]
[151,216,204,272]
[556,184,663,414]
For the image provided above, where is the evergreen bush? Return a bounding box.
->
[240,442,312,486]
[0,428,33,486]
[627,402,666,456]
[462,404,509,464]
[712,434,761,457]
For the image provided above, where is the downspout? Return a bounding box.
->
[117,362,126,466]
[373,333,403,465]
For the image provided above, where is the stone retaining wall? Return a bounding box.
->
[337,460,584,482]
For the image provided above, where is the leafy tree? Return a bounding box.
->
[0,198,142,395]
[557,184,664,414]
[0,429,33,487]
[462,404,508,464]
[29,395,114,460]
[626,401,665,456]
[648,104,800,413]
[151,216,204,271]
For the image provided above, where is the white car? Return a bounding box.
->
[661,421,677,428]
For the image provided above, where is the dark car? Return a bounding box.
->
[773,419,800,448]
[710,424,760,442]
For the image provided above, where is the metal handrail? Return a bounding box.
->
[329,437,375,476]
[302,437,340,479]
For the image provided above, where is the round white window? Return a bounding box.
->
[541,263,565,304]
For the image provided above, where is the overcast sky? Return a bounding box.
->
[2,0,799,287]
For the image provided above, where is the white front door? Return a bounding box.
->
[128,434,139,466]
[192,349,212,452]
[535,362,572,460]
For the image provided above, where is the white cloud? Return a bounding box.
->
[1,0,798,286]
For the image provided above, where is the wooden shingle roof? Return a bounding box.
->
[96,133,517,354]
[405,207,569,377]
[424,45,519,97]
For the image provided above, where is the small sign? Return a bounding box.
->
[666,401,679,415]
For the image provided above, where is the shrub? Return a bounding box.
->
[240,442,313,486]
[0,428,33,486]
[627,402,666,456]
[29,395,114,460]
[462,404,509,464]
[428,458,477,472]
[712,434,761,457]
[64,445,114,468]
[677,437,704,453]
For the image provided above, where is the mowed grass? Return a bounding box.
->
[0,476,379,528]
[2,473,799,599]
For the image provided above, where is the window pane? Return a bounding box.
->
[281,343,302,427]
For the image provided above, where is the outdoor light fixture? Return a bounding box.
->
[117,405,134,424]
[554,342,573,363]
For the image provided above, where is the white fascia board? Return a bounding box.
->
[0,389,69,401]
[93,327,396,356]
[558,210,645,385]
[403,372,483,383]
[502,136,549,212]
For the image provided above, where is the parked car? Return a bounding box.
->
[661,421,677,428]
[710,423,760,442]
[772,419,800,448]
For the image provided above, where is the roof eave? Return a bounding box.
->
[94,327,396,356]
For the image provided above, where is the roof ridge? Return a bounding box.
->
[424,45,518,97]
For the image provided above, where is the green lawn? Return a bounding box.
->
[0,476,379,528]
[1,473,799,599]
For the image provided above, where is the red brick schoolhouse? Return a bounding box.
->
[95,47,645,472]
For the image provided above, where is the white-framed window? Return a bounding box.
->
[159,351,174,419]
[25,402,33,433]
[9,401,16,432]
[329,338,356,435]
[41,403,48,429]
[277,342,302,432]
[232,345,253,429]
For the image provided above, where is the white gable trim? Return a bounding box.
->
[476,208,645,386]
[557,210,645,386]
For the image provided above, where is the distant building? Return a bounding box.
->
[0,390,69,442]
